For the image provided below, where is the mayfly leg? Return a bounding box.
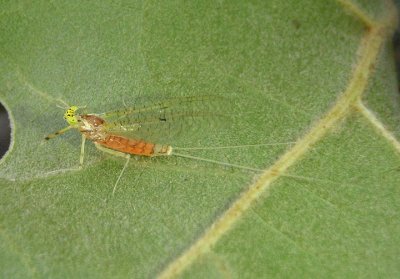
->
[79,135,86,168]
[94,143,132,196]
[45,126,74,140]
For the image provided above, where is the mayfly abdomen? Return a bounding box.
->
[97,134,171,157]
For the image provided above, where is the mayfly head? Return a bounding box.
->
[64,106,80,125]
[45,105,86,141]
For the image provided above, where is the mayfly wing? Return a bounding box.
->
[98,95,221,119]
[102,109,224,144]
[101,96,229,144]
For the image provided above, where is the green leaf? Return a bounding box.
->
[1,1,399,278]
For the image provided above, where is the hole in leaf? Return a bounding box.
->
[0,102,11,159]
[393,28,400,94]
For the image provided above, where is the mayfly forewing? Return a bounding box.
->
[102,97,228,144]
[104,111,220,144]
[103,110,217,131]
[98,95,219,119]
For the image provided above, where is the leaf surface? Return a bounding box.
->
[0,1,399,278]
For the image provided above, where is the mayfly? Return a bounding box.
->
[45,96,290,194]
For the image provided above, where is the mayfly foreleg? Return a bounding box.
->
[54,98,71,110]
[45,126,74,140]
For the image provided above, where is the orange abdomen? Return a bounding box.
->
[97,135,171,157]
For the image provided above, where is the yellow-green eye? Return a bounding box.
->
[64,106,79,125]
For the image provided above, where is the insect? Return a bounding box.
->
[46,96,223,164]
[45,96,291,194]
